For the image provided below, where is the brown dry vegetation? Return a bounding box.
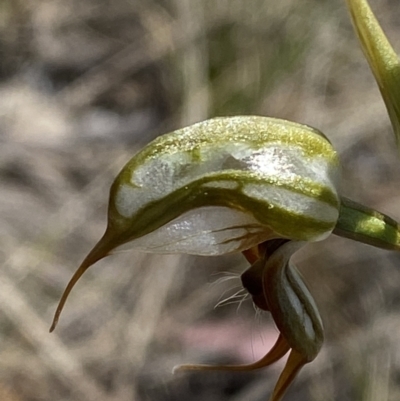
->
[1,0,400,400]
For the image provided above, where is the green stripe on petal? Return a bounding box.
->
[125,116,339,168]
[111,173,338,252]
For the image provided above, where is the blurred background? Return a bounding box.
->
[1,0,400,400]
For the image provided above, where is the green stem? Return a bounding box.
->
[334,197,400,251]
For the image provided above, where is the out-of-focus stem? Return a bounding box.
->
[345,0,400,149]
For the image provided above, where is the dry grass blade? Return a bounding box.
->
[0,274,109,401]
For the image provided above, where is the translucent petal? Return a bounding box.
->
[116,206,275,255]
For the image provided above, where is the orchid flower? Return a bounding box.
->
[50,1,400,400]
[50,116,400,401]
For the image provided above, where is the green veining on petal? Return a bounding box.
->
[114,171,339,215]
[109,172,338,250]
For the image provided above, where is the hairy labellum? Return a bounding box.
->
[176,240,323,401]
